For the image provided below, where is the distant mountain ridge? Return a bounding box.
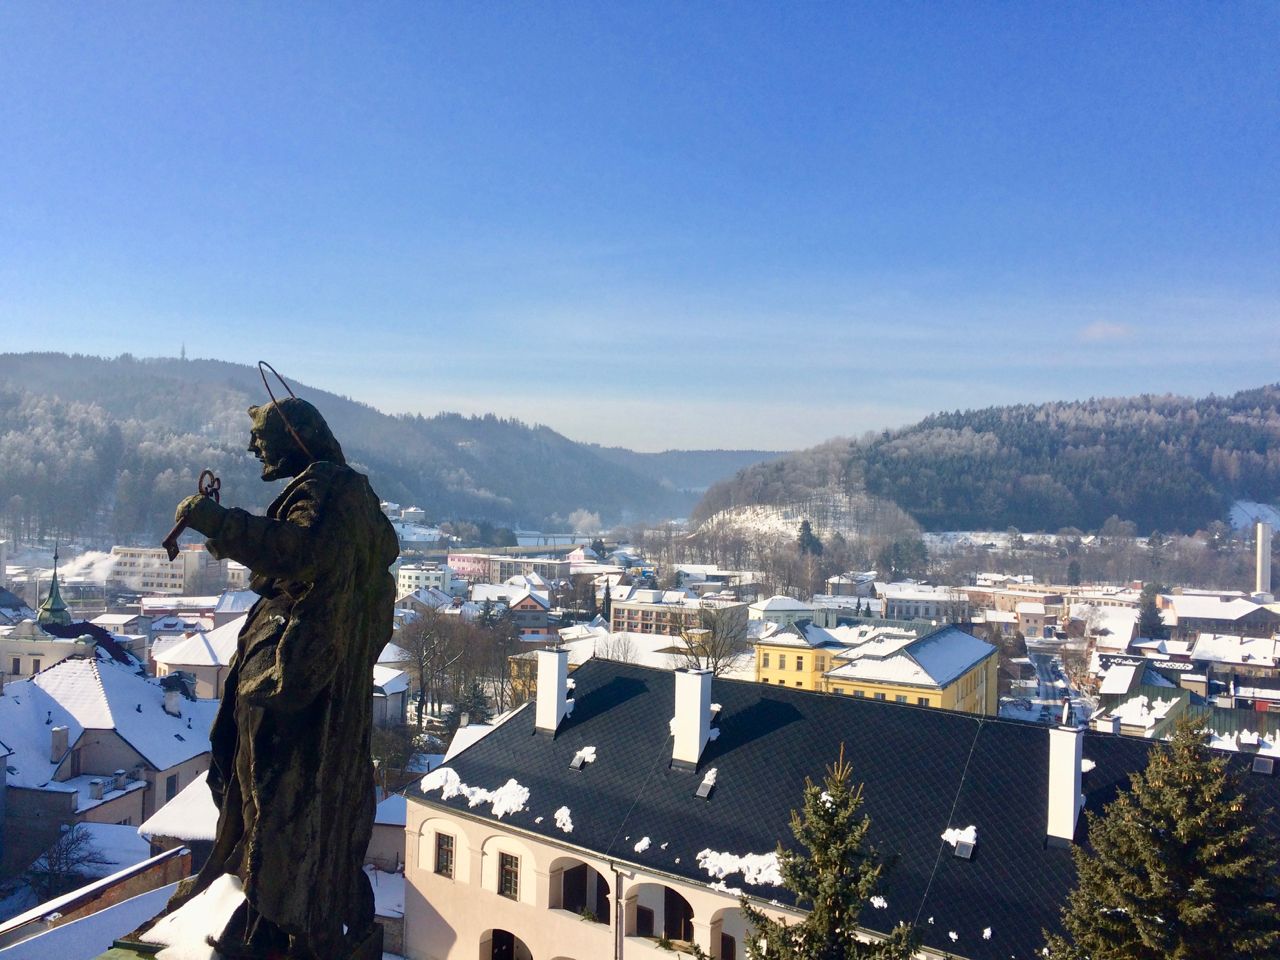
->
[589,446,785,494]
[694,386,1280,535]
[0,352,778,543]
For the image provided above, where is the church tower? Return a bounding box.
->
[36,544,72,626]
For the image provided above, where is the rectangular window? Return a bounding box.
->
[874,692,886,701]
[499,852,519,899]
[10,657,19,676]
[817,656,826,671]
[762,653,770,668]
[895,695,907,703]
[795,656,803,671]
[31,659,41,673]
[165,774,178,801]
[853,689,865,698]
[917,697,930,706]
[795,681,803,688]
[435,833,455,877]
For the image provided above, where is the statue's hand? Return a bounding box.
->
[176,494,227,538]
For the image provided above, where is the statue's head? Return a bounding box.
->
[247,398,345,481]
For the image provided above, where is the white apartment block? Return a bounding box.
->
[397,563,457,597]
[110,545,222,595]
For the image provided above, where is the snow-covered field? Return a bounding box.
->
[697,489,918,542]
[1230,500,1280,530]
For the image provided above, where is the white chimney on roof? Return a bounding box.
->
[1047,723,1083,845]
[113,768,127,791]
[89,778,105,801]
[672,668,713,770]
[535,647,569,735]
[163,686,182,718]
[1257,522,1273,598]
[1095,714,1120,735]
[50,725,69,763]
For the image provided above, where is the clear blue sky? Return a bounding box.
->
[1,4,1276,451]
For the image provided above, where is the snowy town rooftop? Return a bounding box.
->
[407,659,1280,960]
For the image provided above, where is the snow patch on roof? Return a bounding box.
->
[138,771,218,842]
[151,617,241,667]
[941,824,977,847]
[695,848,783,887]
[554,806,574,833]
[375,792,408,827]
[420,767,529,819]
[1110,693,1178,730]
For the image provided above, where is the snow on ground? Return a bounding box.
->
[0,883,38,925]
[420,768,529,819]
[364,866,404,919]
[1230,500,1280,530]
[633,837,650,853]
[695,849,783,887]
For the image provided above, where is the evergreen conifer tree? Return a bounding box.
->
[705,747,918,960]
[1136,582,1169,640]
[446,680,493,736]
[797,519,824,557]
[1045,716,1280,960]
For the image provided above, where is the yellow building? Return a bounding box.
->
[755,621,999,714]
[826,624,998,714]
[754,627,841,691]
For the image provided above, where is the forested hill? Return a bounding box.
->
[0,353,773,543]
[693,386,1280,535]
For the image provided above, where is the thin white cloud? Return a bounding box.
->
[1079,320,1134,343]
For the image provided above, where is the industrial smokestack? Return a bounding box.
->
[1257,522,1273,599]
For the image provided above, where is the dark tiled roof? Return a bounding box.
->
[42,621,141,667]
[409,659,1280,960]
[0,586,30,610]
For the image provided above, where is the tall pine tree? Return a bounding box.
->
[708,746,918,960]
[1136,582,1169,640]
[1045,716,1280,959]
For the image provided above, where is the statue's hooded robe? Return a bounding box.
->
[175,400,399,957]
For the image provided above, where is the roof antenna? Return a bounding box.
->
[258,361,314,462]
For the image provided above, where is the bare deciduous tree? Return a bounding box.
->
[595,632,637,664]
[675,603,750,677]
[26,824,111,900]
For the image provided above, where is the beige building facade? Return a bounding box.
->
[404,801,776,960]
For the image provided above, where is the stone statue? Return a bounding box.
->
[167,398,399,959]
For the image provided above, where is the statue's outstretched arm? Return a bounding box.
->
[202,483,330,580]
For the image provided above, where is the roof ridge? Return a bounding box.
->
[89,657,114,730]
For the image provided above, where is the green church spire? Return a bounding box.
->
[37,543,72,626]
